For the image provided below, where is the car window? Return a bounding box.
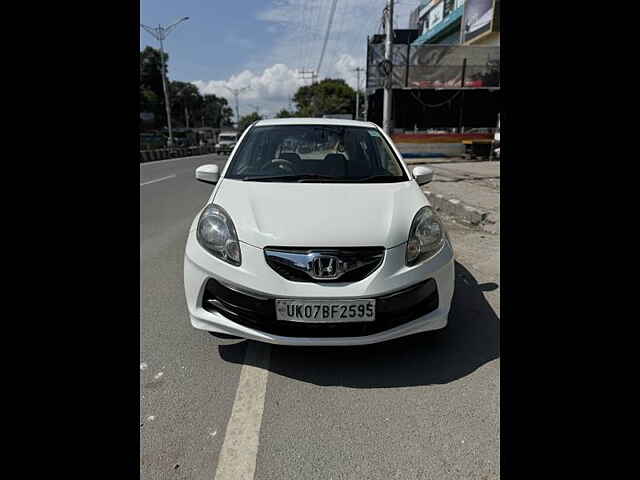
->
[225,125,408,183]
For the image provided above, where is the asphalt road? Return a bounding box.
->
[140,154,500,480]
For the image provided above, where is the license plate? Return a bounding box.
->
[275,299,375,323]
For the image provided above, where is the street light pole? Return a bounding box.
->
[141,17,189,148]
[353,67,364,120]
[224,86,251,129]
[383,0,394,134]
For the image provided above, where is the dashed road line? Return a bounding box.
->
[139,174,176,186]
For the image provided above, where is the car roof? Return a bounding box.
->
[254,118,379,128]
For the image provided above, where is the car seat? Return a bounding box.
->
[323,153,347,177]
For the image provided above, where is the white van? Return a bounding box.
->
[216,132,238,155]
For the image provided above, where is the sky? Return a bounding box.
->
[140,0,415,119]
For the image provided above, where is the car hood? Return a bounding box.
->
[211,179,428,248]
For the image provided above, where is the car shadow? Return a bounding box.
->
[217,261,499,388]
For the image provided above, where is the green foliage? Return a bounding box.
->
[275,109,294,118]
[140,47,168,100]
[293,79,356,117]
[238,112,263,133]
[202,94,234,128]
[140,46,169,128]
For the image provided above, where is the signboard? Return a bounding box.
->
[407,45,499,89]
[462,0,496,43]
[366,38,499,92]
[429,2,444,28]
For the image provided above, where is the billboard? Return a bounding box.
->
[462,0,496,44]
[407,45,499,89]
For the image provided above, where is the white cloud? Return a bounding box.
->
[191,0,415,118]
[192,63,304,119]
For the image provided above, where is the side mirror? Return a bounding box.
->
[413,166,433,186]
[195,164,219,184]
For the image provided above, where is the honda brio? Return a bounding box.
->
[183,118,454,346]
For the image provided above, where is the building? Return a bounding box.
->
[364,0,500,131]
[410,0,500,46]
[412,0,466,45]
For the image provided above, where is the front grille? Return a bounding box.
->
[202,278,438,338]
[264,246,385,283]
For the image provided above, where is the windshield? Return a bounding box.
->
[219,135,236,142]
[225,125,408,183]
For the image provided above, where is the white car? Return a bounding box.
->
[184,118,455,346]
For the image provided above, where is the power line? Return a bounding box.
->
[307,0,325,71]
[297,0,313,71]
[326,0,349,77]
[316,0,339,77]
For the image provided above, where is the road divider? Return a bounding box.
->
[140,145,218,164]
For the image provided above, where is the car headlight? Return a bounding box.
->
[406,206,445,266]
[196,204,241,266]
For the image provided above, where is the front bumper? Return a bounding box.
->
[184,231,455,346]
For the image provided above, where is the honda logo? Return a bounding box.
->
[309,255,344,280]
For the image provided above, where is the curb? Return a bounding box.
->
[423,188,494,230]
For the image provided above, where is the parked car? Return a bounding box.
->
[216,132,238,154]
[184,118,455,346]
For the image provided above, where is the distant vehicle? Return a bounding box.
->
[140,132,166,150]
[216,132,238,155]
[196,127,216,145]
[172,128,198,147]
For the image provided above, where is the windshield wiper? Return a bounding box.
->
[243,174,342,182]
[353,175,406,183]
[242,174,302,181]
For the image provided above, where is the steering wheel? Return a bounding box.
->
[268,158,298,174]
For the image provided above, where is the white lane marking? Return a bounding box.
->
[140,153,221,167]
[215,341,271,480]
[139,174,176,186]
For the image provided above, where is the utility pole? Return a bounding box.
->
[250,104,261,116]
[298,69,317,85]
[353,67,364,120]
[140,17,189,148]
[224,86,251,129]
[383,0,394,134]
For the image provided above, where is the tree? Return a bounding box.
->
[169,81,201,128]
[293,79,356,117]
[202,94,234,128]
[275,109,294,118]
[238,112,263,133]
[140,46,169,128]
